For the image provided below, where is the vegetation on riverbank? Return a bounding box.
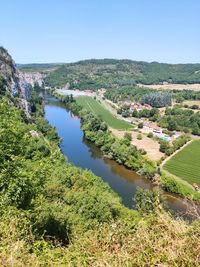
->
[54,92,200,203]
[54,92,156,178]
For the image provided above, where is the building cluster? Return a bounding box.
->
[119,100,152,112]
[142,121,181,142]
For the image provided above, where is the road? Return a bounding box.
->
[96,94,138,125]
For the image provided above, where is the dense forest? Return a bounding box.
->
[36,59,200,89]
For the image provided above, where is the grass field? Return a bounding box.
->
[164,140,200,186]
[76,96,133,130]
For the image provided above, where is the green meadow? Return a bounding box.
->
[76,96,133,130]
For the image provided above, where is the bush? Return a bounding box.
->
[134,187,165,214]
[124,132,132,143]
[137,134,142,140]
[147,132,153,138]
[138,122,143,129]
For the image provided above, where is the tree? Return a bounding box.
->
[124,132,132,142]
[138,122,143,129]
[141,92,172,108]
[159,140,170,153]
[147,132,153,138]
[132,109,138,117]
[167,120,177,131]
[134,187,165,214]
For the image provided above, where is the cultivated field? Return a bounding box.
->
[164,140,200,186]
[182,100,200,106]
[138,83,200,91]
[76,96,133,130]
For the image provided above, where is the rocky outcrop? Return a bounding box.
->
[0,47,30,117]
[19,71,45,87]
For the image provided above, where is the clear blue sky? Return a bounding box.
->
[0,0,199,63]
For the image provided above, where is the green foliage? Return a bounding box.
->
[134,187,165,214]
[138,122,143,129]
[44,59,200,89]
[161,173,200,202]
[159,140,171,153]
[137,133,142,140]
[80,111,143,169]
[141,92,172,108]
[0,95,199,266]
[124,132,132,144]
[159,106,200,135]
[159,135,190,156]
[147,132,154,138]
[2,48,200,267]
[0,97,126,247]
[55,93,156,176]
[0,75,6,96]
[105,86,155,103]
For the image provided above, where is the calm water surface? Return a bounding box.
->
[44,95,197,218]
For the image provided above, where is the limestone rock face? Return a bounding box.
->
[19,71,45,87]
[0,47,30,117]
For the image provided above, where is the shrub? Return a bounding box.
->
[138,122,143,129]
[147,132,153,138]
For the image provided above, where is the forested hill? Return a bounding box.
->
[1,49,200,266]
[20,59,200,89]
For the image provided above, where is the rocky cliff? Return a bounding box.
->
[19,71,45,88]
[0,47,30,117]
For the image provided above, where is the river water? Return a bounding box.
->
[44,95,197,219]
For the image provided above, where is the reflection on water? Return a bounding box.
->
[45,95,199,220]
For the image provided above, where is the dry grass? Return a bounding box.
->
[182,100,200,106]
[66,213,200,267]
[110,128,164,161]
[0,212,200,267]
[138,83,200,91]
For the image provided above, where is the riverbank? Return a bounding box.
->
[52,91,200,205]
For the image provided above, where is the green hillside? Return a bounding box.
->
[43,59,200,89]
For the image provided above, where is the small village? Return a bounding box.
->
[96,89,182,144]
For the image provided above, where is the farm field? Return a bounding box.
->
[138,83,200,91]
[164,140,200,186]
[182,100,200,107]
[76,96,133,130]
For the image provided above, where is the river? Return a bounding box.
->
[44,95,197,219]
